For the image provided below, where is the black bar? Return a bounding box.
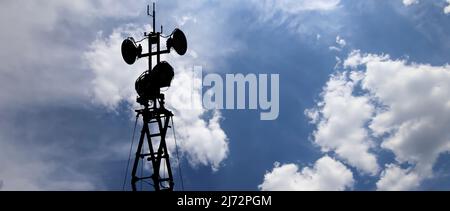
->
[1,191,442,210]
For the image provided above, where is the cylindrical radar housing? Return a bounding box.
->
[135,61,174,100]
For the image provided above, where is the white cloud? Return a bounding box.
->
[343,50,389,69]
[445,0,450,14]
[305,72,379,175]
[85,25,147,109]
[165,68,229,171]
[259,156,354,191]
[309,50,450,189]
[402,0,419,6]
[400,0,450,15]
[329,35,347,51]
[336,36,346,47]
[376,164,420,191]
[353,52,450,178]
[329,46,342,52]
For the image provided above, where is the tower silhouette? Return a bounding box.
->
[121,3,187,191]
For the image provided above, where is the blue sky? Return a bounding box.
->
[1,0,450,191]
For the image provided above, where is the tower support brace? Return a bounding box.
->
[131,100,174,191]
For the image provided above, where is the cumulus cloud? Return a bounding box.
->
[165,69,229,171]
[85,24,147,109]
[376,164,420,191]
[305,72,379,175]
[308,50,450,190]
[352,51,450,178]
[259,156,354,191]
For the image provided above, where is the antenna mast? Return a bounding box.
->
[120,2,187,191]
[133,2,173,192]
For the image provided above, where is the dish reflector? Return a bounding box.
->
[167,28,187,55]
[121,37,142,65]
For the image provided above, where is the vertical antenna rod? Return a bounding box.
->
[147,3,156,33]
[146,3,156,72]
[153,2,156,33]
